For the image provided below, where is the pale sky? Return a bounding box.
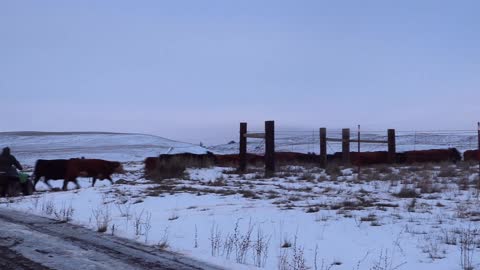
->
[1,1,479,144]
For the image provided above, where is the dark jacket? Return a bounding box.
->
[0,148,23,177]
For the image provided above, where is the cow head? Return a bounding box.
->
[111,162,125,174]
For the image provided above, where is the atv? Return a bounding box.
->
[0,171,34,197]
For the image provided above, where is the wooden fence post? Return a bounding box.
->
[357,125,361,176]
[357,125,361,153]
[239,122,247,172]
[265,120,275,176]
[320,128,327,168]
[388,129,396,163]
[342,128,350,164]
[477,122,480,192]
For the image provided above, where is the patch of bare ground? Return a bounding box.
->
[330,198,376,211]
[114,179,139,185]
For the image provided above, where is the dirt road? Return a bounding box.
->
[0,208,222,270]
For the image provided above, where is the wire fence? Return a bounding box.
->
[243,128,479,155]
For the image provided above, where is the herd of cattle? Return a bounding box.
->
[0,148,478,196]
[144,148,480,177]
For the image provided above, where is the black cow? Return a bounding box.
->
[33,159,69,190]
[464,150,479,162]
[400,148,462,164]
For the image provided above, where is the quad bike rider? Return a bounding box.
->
[0,147,34,196]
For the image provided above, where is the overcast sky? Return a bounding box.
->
[1,1,479,144]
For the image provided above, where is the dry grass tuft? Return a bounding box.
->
[394,186,420,198]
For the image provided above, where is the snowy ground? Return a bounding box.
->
[1,132,480,269]
[1,161,480,269]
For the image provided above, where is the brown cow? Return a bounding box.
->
[144,152,217,179]
[350,151,389,166]
[214,153,263,167]
[144,157,158,177]
[327,151,390,166]
[214,154,239,167]
[464,150,480,161]
[65,159,124,190]
[403,148,461,164]
[157,152,216,168]
[275,152,319,165]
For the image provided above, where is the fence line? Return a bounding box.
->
[236,121,480,175]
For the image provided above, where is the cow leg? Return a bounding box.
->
[75,180,80,189]
[92,177,97,187]
[45,179,53,189]
[33,176,40,190]
[107,176,113,185]
[62,180,69,191]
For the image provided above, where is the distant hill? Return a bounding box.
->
[0,131,136,136]
[0,132,208,165]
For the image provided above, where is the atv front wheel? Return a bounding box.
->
[21,180,34,196]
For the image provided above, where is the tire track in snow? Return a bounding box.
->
[0,208,222,270]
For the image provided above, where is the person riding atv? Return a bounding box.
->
[0,147,33,196]
[0,147,23,175]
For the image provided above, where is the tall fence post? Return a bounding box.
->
[320,128,327,168]
[265,120,275,176]
[342,128,350,164]
[388,129,396,163]
[239,122,247,172]
[477,122,480,192]
[357,125,360,153]
[357,125,361,176]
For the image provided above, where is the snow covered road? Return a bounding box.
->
[0,208,222,270]
[0,244,50,270]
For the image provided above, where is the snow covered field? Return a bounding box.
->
[1,132,480,269]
